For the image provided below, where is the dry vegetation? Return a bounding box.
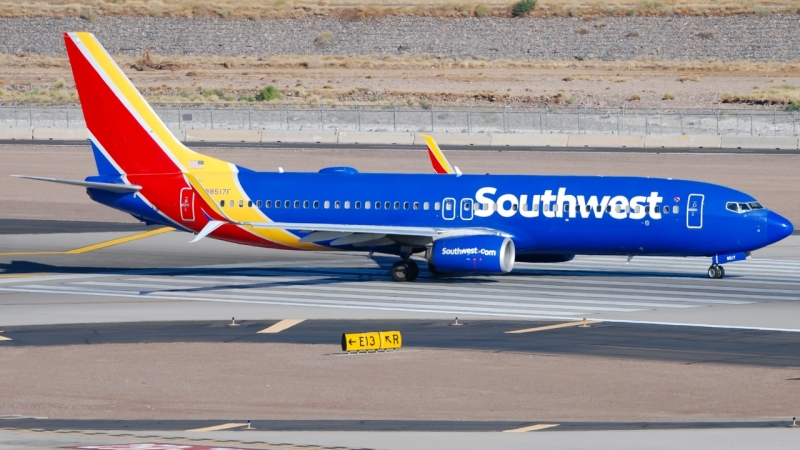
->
[722,84,800,105]
[1,52,799,108]
[1,0,799,19]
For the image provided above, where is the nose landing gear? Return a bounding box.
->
[707,264,725,279]
[390,259,419,282]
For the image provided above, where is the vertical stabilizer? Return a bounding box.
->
[64,32,227,176]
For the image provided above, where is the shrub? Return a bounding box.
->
[662,93,675,100]
[512,0,536,17]
[475,4,492,17]
[80,9,99,22]
[256,85,282,101]
[628,94,641,101]
[695,32,713,39]
[577,26,590,35]
[562,76,574,82]
[786,102,800,111]
[315,31,334,47]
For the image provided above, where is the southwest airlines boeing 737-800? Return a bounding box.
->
[13,33,794,281]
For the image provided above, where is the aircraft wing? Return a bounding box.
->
[193,217,505,246]
[11,175,142,193]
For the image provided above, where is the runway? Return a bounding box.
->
[2,139,799,155]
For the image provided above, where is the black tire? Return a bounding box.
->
[707,266,718,279]
[406,259,419,282]
[391,261,410,282]
[717,265,725,279]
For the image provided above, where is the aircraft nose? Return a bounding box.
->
[766,211,794,242]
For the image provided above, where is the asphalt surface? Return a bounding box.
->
[2,319,800,367]
[0,418,794,432]
[0,219,149,235]
[2,139,799,155]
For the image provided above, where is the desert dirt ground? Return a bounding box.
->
[2,58,799,109]
[0,342,798,421]
[2,144,799,224]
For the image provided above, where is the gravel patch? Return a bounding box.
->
[1,16,798,61]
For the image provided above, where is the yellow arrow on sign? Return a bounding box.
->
[341,331,402,352]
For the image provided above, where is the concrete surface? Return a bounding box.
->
[720,136,799,150]
[645,134,722,148]
[31,128,88,141]
[567,134,645,148]
[184,129,261,143]
[338,131,414,145]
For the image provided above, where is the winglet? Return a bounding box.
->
[421,134,454,175]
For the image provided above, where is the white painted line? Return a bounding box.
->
[258,319,306,334]
[0,335,11,341]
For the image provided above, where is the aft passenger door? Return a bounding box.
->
[686,194,703,229]
[180,188,195,222]
[460,198,473,220]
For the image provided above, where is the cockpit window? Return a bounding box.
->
[726,201,765,214]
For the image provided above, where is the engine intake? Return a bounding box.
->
[429,235,515,274]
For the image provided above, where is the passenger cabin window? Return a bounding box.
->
[672,205,679,214]
[239,200,244,207]
[265,200,272,208]
[275,199,281,208]
[394,201,400,210]
[403,201,410,210]
[365,201,371,209]
[324,201,330,209]
[344,201,350,209]
[248,201,253,207]
[385,201,391,210]
[294,200,300,208]
[375,201,381,210]
[229,200,234,207]
[256,200,262,208]
[424,202,430,210]
[435,202,440,211]
[355,201,361,209]
[334,201,341,209]
[313,200,319,209]
[662,205,669,214]
[219,200,225,207]
[303,200,309,209]
[284,200,290,208]
[413,202,420,210]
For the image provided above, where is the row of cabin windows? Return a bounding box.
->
[218,199,680,215]
[474,203,679,214]
[219,199,441,211]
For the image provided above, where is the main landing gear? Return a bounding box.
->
[390,259,419,282]
[707,264,725,279]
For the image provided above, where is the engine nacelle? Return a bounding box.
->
[429,235,515,274]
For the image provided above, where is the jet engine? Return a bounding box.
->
[428,235,515,274]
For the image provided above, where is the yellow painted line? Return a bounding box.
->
[187,423,248,432]
[258,319,306,334]
[0,228,173,256]
[505,320,599,334]
[0,274,47,279]
[503,424,559,433]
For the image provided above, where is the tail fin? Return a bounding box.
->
[64,32,226,176]
[421,134,455,175]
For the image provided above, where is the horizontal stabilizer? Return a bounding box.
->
[11,175,141,193]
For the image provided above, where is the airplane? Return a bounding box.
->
[13,32,795,282]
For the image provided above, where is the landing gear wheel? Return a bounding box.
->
[405,259,419,282]
[391,261,411,282]
[707,265,724,279]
